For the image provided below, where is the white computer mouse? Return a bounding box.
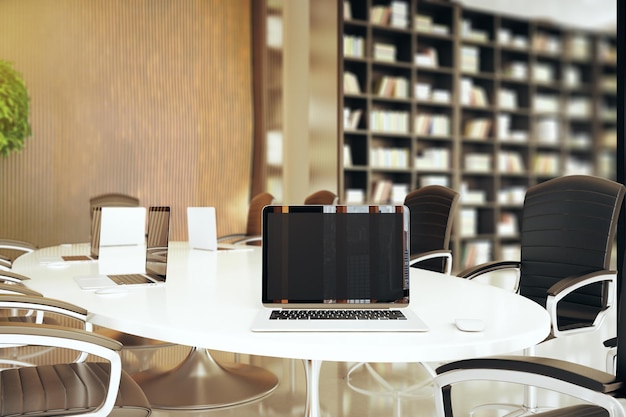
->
[455,318,485,332]
[94,287,129,296]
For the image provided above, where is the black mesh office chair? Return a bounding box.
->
[346,185,459,409]
[437,175,626,416]
[405,185,459,274]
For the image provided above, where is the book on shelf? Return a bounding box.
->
[345,188,365,204]
[343,0,352,20]
[498,212,518,236]
[414,14,449,35]
[374,76,409,98]
[567,34,591,60]
[564,66,581,87]
[343,144,353,166]
[501,244,521,262]
[497,114,528,143]
[498,88,518,109]
[536,118,560,143]
[498,186,526,205]
[374,42,396,62]
[565,157,593,176]
[414,46,438,67]
[533,63,555,83]
[415,113,451,136]
[459,208,477,237]
[391,183,409,204]
[460,182,486,204]
[461,240,492,269]
[343,108,362,130]
[369,181,408,204]
[534,93,559,113]
[370,147,410,168]
[370,5,391,25]
[415,147,450,170]
[415,82,431,100]
[533,153,560,175]
[343,71,361,94]
[389,1,409,29]
[419,175,449,187]
[370,110,409,133]
[498,151,525,174]
[568,131,592,149]
[567,97,591,118]
[343,35,364,57]
[533,32,561,54]
[502,61,528,79]
[461,19,489,42]
[460,45,479,73]
[464,153,491,172]
[598,40,617,63]
[463,118,492,139]
[460,78,488,106]
[498,29,528,48]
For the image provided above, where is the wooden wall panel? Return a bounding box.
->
[0,0,253,247]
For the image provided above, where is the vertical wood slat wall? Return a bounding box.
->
[0,0,253,247]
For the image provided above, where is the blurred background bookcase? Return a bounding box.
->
[339,0,617,272]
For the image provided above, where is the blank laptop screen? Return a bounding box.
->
[262,205,409,305]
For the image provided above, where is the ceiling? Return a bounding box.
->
[457,0,616,31]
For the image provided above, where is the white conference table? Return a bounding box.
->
[12,242,551,416]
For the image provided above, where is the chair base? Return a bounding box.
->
[132,346,279,410]
[346,362,434,417]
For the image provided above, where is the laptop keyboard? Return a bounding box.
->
[109,274,152,285]
[269,309,407,320]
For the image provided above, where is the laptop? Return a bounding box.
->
[73,206,171,289]
[62,206,146,262]
[250,205,429,332]
[187,206,254,252]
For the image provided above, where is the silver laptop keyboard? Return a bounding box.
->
[269,309,407,320]
[109,274,151,285]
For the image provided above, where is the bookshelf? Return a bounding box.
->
[340,0,616,272]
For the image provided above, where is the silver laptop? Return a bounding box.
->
[74,206,170,289]
[63,206,146,262]
[250,205,428,332]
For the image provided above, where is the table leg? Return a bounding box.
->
[303,359,323,417]
[132,346,279,410]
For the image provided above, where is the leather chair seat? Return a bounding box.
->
[0,362,151,417]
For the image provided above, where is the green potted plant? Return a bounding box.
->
[0,60,31,157]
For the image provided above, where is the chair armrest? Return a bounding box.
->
[0,239,37,253]
[546,270,616,338]
[0,293,88,320]
[217,233,247,242]
[0,282,42,296]
[409,250,452,274]
[233,235,262,245]
[457,260,521,287]
[0,270,31,284]
[0,322,124,417]
[434,356,625,417]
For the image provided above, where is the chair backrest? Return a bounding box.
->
[89,193,140,221]
[519,175,626,330]
[90,193,140,209]
[304,190,337,205]
[404,185,459,272]
[245,192,275,237]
